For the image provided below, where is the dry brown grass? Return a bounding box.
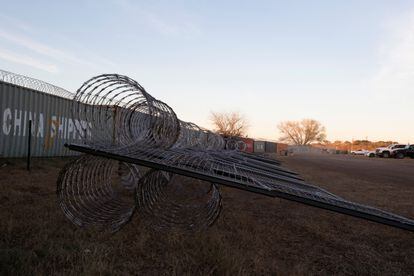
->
[0,155,413,275]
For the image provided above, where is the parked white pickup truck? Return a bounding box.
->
[375,144,407,158]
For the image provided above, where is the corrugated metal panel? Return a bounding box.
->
[253,140,265,153]
[288,145,324,154]
[240,137,254,153]
[275,143,288,155]
[0,81,92,157]
[265,141,277,153]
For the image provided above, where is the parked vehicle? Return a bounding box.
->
[391,145,414,159]
[376,144,407,158]
[407,146,414,159]
[350,149,368,155]
[365,151,376,157]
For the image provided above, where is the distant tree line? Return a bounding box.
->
[313,140,399,151]
[209,113,396,151]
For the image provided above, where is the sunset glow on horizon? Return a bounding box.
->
[0,1,413,143]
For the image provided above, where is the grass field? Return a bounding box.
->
[0,154,413,275]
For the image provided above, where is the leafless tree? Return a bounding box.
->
[278,119,326,145]
[210,111,248,137]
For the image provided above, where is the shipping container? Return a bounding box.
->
[265,141,277,153]
[240,137,254,153]
[0,69,115,157]
[253,140,265,153]
[0,80,86,157]
[287,145,324,154]
[276,143,288,155]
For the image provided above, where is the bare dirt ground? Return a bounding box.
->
[0,154,413,275]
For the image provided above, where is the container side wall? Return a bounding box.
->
[253,140,265,153]
[264,141,277,153]
[0,81,85,157]
[240,137,254,153]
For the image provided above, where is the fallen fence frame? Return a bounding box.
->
[57,74,414,233]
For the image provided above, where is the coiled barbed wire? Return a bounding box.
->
[136,170,222,230]
[58,74,225,231]
[57,155,138,231]
[71,74,180,149]
[57,74,414,233]
[225,137,247,151]
[0,69,74,99]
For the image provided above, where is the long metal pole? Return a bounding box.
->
[27,120,32,171]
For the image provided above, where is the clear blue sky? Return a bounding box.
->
[0,0,413,143]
